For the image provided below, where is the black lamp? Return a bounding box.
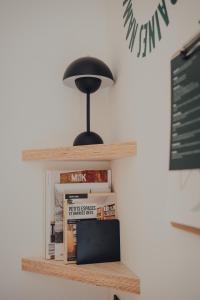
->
[63,57,114,146]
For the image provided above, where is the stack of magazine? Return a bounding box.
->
[45,169,118,263]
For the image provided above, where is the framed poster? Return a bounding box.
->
[170,32,200,170]
[170,32,200,234]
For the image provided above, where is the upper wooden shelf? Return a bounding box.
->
[22,257,140,294]
[22,141,137,161]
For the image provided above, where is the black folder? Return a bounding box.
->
[76,219,120,265]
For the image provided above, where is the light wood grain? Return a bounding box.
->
[22,142,137,161]
[21,257,140,294]
[171,222,200,235]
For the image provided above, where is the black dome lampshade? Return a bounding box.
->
[63,57,114,146]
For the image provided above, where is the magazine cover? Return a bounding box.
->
[45,169,111,260]
[45,170,57,260]
[60,170,110,184]
[54,180,111,260]
[63,193,117,264]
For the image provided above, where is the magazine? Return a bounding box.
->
[54,181,111,260]
[60,170,110,184]
[63,193,117,264]
[45,169,111,260]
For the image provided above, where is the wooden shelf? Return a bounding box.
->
[22,143,139,293]
[171,222,200,235]
[22,257,140,294]
[22,142,136,161]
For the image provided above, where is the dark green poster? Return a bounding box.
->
[170,34,200,170]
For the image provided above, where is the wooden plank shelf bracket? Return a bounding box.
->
[22,257,140,294]
[22,141,137,161]
[171,222,200,235]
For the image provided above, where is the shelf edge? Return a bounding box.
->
[21,257,140,294]
[22,141,137,161]
[171,222,200,235]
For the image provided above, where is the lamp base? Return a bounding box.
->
[73,131,103,146]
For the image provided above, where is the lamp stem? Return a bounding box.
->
[86,93,90,132]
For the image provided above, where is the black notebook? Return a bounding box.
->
[76,219,120,265]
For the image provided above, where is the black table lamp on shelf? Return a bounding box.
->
[63,57,114,146]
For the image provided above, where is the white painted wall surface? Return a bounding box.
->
[1,1,200,300]
[0,1,111,299]
[108,1,200,300]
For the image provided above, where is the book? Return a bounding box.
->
[63,193,117,264]
[76,219,120,265]
[45,169,111,260]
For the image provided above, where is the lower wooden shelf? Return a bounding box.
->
[22,257,140,294]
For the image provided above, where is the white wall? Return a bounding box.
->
[1,1,200,300]
[108,1,200,300]
[0,1,112,299]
